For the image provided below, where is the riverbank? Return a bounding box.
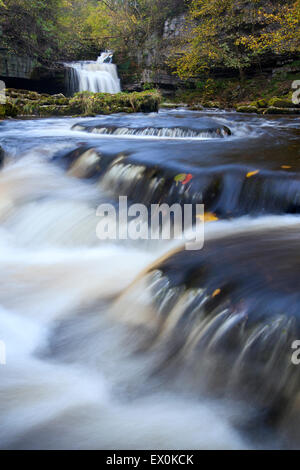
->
[0,89,161,118]
[2,74,300,119]
[165,73,300,114]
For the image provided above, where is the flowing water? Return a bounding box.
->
[64,52,121,95]
[0,108,300,449]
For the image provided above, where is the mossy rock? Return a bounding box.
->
[69,90,161,115]
[256,99,268,108]
[264,107,300,115]
[39,96,69,106]
[236,105,258,114]
[0,104,5,118]
[6,89,40,101]
[203,101,221,109]
[2,89,161,117]
[189,104,204,111]
[38,105,75,116]
[268,97,300,109]
[22,102,41,115]
[0,102,19,117]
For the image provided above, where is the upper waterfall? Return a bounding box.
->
[65,52,121,95]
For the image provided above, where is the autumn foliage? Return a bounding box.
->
[172,0,300,79]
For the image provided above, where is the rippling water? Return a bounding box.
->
[0,108,300,449]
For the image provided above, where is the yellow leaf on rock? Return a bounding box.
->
[212,289,221,298]
[281,165,291,169]
[246,170,260,178]
[197,212,219,222]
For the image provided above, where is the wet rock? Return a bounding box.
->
[0,146,4,167]
[162,102,187,109]
[264,107,300,115]
[72,122,232,138]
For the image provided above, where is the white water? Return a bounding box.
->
[65,52,121,94]
[72,124,230,139]
[1,111,299,449]
[0,153,249,450]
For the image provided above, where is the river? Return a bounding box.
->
[0,108,299,449]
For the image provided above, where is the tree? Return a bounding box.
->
[0,0,64,61]
[238,0,300,55]
[172,0,300,80]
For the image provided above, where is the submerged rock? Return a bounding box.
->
[72,122,232,138]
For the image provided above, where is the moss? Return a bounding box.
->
[39,95,69,106]
[203,101,221,109]
[189,104,204,110]
[171,74,300,109]
[256,99,268,108]
[268,97,300,108]
[0,102,19,117]
[22,102,40,115]
[3,89,161,118]
[69,90,161,115]
[236,105,258,113]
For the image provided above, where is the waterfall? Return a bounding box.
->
[65,52,121,95]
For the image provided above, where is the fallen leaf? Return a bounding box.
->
[174,173,186,182]
[197,212,219,222]
[182,173,193,185]
[174,173,193,186]
[281,165,291,169]
[212,289,221,298]
[246,170,260,178]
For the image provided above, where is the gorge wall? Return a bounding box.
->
[0,48,66,94]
